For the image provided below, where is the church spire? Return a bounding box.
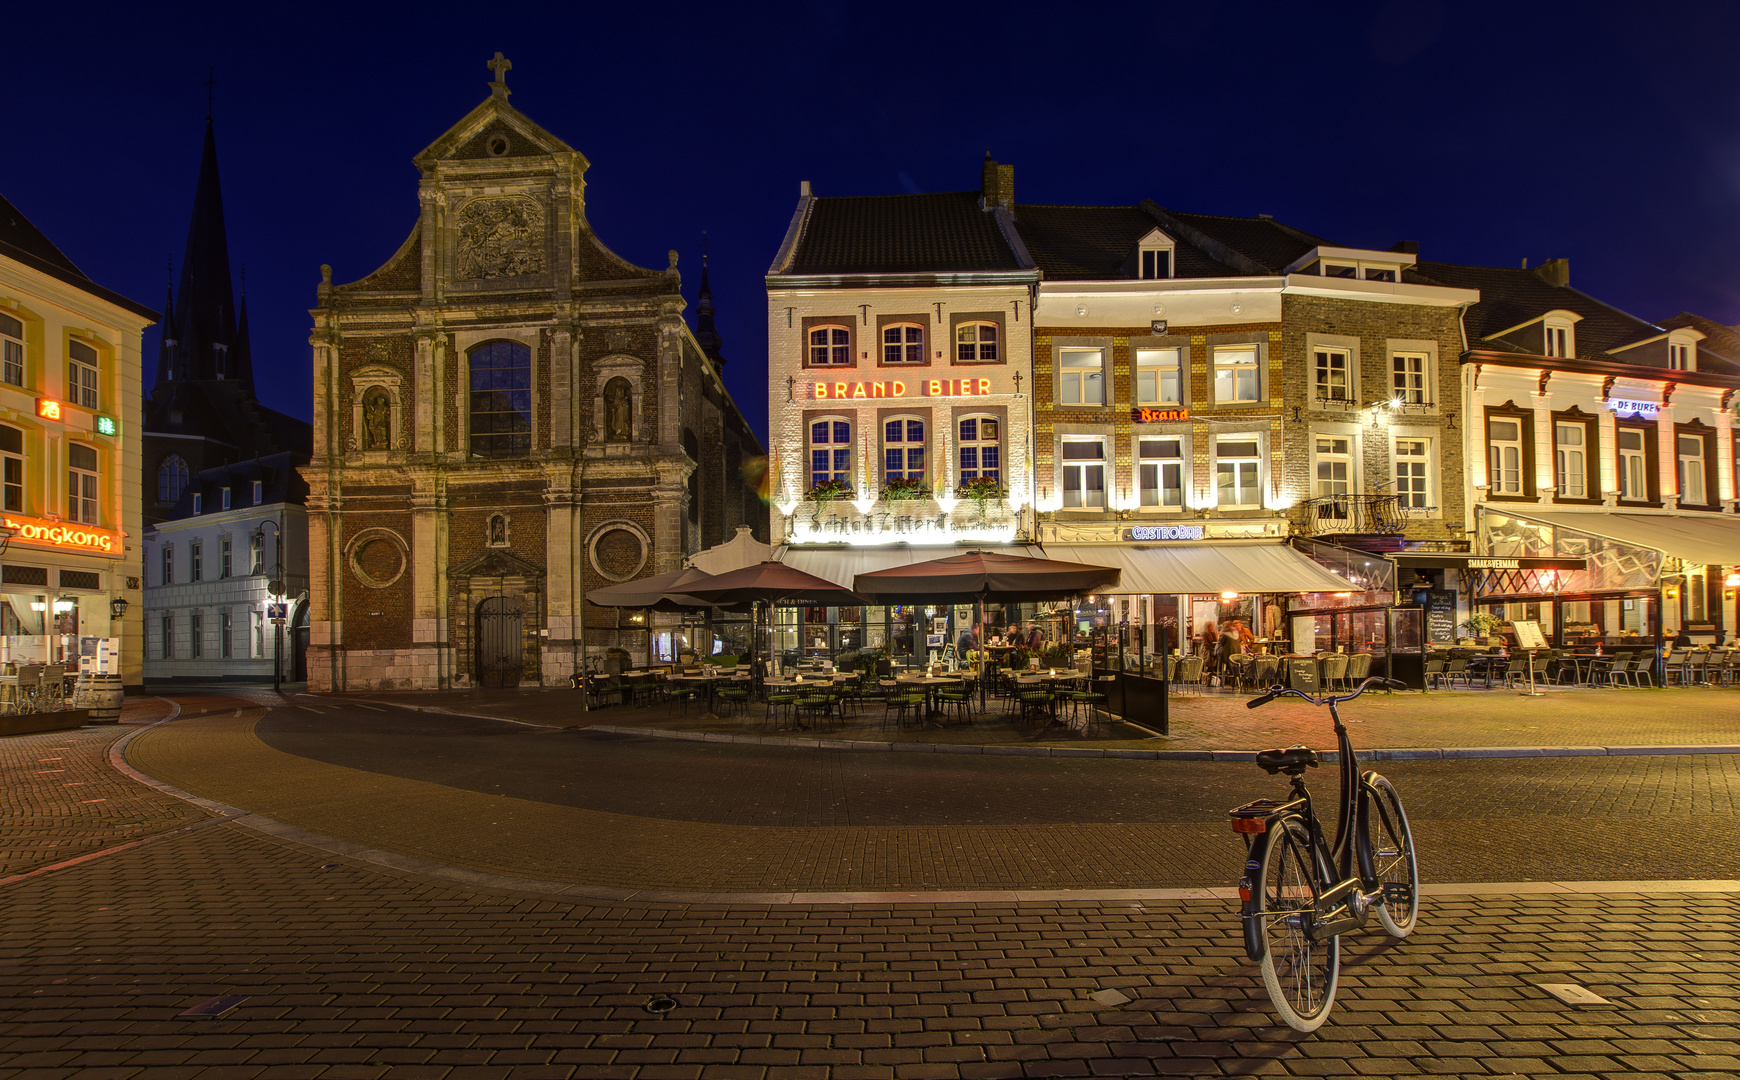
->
[234,265,254,389]
[153,259,176,391]
[168,116,239,384]
[693,233,724,366]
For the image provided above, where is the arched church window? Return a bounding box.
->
[603,377,632,441]
[158,455,190,504]
[468,340,532,458]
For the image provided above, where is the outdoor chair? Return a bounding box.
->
[1424,657,1446,688]
[1246,655,1279,692]
[1662,649,1693,686]
[1689,651,1714,686]
[1628,657,1656,688]
[764,690,798,727]
[937,680,974,726]
[884,688,924,729]
[1346,652,1373,686]
[715,684,751,718]
[1498,656,1530,689]
[1439,656,1468,689]
[1714,653,1738,686]
[667,682,703,717]
[1606,658,1641,687]
[1320,654,1349,693]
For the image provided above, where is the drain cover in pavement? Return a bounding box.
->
[1539,983,1614,1006]
[180,995,247,1018]
[1089,989,1132,1008]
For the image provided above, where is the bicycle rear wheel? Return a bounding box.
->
[1361,773,1419,938]
[1254,815,1339,1031]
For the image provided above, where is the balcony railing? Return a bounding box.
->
[1304,494,1407,536]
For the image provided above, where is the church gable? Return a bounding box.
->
[452,119,545,161]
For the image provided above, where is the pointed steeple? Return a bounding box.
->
[233,271,254,390]
[694,237,723,366]
[153,262,176,392]
[169,118,238,383]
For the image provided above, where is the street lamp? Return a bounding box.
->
[255,519,287,693]
[109,596,129,621]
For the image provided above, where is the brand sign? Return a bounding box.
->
[812,378,994,400]
[1466,558,1519,569]
[36,398,62,421]
[1131,406,1189,423]
[1,514,118,554]
[1606,398,1658,417]
[1128,524,1205,541]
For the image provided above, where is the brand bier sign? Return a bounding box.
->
[813,378,994,400]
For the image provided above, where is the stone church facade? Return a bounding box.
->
[305,56,765,690]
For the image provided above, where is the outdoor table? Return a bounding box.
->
[894,675,964,727]
[1464,652,1507,688]
[671,672,748,712]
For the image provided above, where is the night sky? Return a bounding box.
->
[7,1,1738,442]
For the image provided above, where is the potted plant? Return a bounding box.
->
[806,478,854,520]
[957,476,1008,522]
[879,477,933,503]
[1460,611,1504,644]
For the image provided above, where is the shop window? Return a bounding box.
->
[68,339,98,410]
[955,322,998,362]
[0,312,22,386]
[1213,345,1260,404]
[1135,348,1181,405]
[67,443,98,524]
[1137,438,1183,507]
[957,416,1000,485]
[0,424,22,512]
[882,417,926,483]
[1060,439,1106,508]
[467,340,532,459]
[882,323,924,364]
[809,418,852,489]
[1216,437,1263,508]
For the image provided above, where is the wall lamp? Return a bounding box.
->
[110,596,129,620]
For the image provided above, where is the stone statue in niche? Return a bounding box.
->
[603,377,632,441]
[362,388,392,450]
[457,196,547,280]
[488,515,507,547]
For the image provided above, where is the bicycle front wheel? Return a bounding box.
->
[1254,816,1340,1032]
[1361,773,1419,938]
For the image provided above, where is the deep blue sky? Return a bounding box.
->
[8,1,1739,441]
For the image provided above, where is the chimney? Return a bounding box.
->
[1532,258,1570,287]
[980,152,1013,211]
[800,180,811,198]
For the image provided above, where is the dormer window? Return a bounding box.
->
[1135,228,1175,280]
[220,487,231,511]
[1543,320,1573,358]
[1669,340,1695,371]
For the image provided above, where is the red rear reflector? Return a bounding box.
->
[1230,817,1267,834]
[1238,886,1252,902]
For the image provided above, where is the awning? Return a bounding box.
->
[776,545,1043,590]
[1036,541,1353,595]
[1494,510,1740,567]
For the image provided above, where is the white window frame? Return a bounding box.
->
[1136,436,1184,509]
[1554,421,1588,498]
[957,414,1001,486]
[1393,436,1432,510]
[881,415,927,485]
[250,533,265,575]
[0,424,22,512]
[1669,341,1693,371]
[190,610,203,659]
[251,610,265,658]
[1487,417,1524,496]
[808,416,853,490]
[1214,435,1264,509]
[221,536,232,579]
[1135,348,1182,406]
[161,612,174,660]
[881,322,925,365]
[955,322,999,362]
[1057,348,1105,406]
[1391,352,1431,405]
[0,312,22,387]
[1313,347,1351,402]
[1139,246,1172,280]
[1313,434,1354,500]
[190,540,202,583]
[1618,427,1648,502]
[808,324,852,367]
[1678,432,1708,505]
[1212,344,1260,405]
[67,442,98,525]
[221,611,233,659]
[68,339,98,410]
[1543,319,1573,358]
[1059,437,1107,509]
[162,544,174,586]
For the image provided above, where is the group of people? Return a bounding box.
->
[1199,619,1256,673]
[957,624,1045,655]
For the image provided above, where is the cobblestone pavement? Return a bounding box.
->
[0,820,1734,1079]
[124,702,1739,894]
[329,683,1740,754]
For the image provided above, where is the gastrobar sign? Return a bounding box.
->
[813,378,995,399]
[2,514,118,554]
[1606,398,1658,417]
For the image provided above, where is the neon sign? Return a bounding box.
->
[1,514,117,554]
[1131,406,1189,423]
[94,414,118,436]
[1128,524,1204,541]
[36,399,62,421]
[813,378,995,400]
[1606,398,1657,416]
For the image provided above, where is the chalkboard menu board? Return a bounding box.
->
[1425,591,1456,645]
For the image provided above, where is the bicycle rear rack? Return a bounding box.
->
[1228,797,1291,834]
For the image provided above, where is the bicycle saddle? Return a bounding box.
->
[1255,745,1320,775]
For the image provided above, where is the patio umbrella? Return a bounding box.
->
[586,566,733,613]
[683,561,865,684]
[852,550,1122,710]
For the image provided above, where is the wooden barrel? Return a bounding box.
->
[83,673,124,724]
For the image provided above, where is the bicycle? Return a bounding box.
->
[1228,676,1420,1031]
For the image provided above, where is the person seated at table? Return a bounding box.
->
[1024,625,1044,652]
[1200,621,1219,671]
[1219,621,1247,672]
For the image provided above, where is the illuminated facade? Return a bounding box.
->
[0,192,156,689]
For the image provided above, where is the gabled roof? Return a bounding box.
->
[784,190,1026,276]
[1010,204,1241,280]
[1656,312,1740,375]
[1151,208,1332,274]
[163,450,310,520]
[0,192,158,320]
[1411,260,1658,360]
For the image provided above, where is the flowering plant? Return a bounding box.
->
[805,479,854,517]
[956,476,1008,519]
[879,477,933,502]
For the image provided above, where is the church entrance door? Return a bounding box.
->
[476,596,524,687]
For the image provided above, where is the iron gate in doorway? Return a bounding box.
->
[476,596,524,687]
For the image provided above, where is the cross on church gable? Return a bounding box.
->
[488,52,512,97]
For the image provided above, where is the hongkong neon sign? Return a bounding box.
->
[2,514,116,553]
[813,378,995,400]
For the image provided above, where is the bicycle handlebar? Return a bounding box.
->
[1245,675,1407,709]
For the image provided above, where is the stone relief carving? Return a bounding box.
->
[603,377,632,441]
[362,388,392,450]
[456,196,546,280]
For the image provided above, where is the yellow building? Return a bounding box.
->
[0,193,156,692]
